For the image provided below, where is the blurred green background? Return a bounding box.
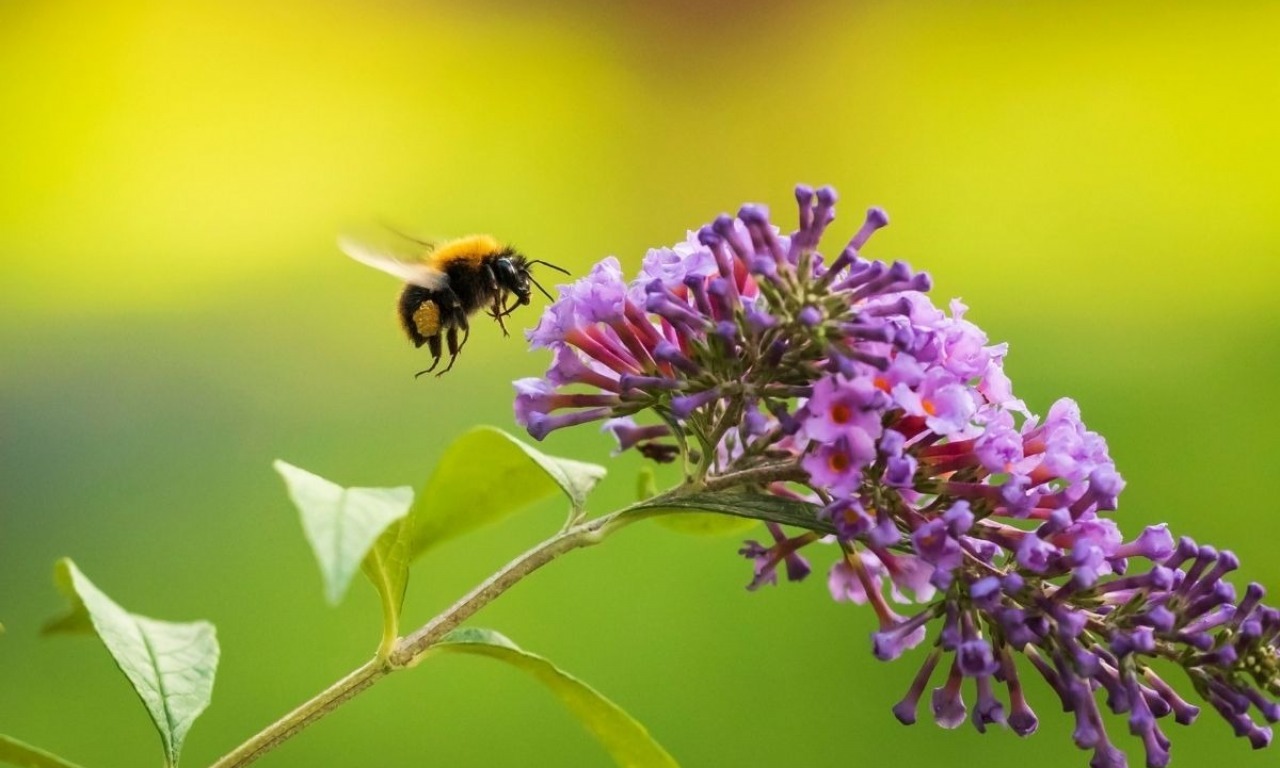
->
[2,1,1278,766]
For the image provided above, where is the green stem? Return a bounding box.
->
[375,590,399,661]
[364,547,402,661]
[206,469,809,768]
[707,461,807,491]
[206,510,635,768]
[655,410,696,484]
[390,516,613,665]
[206,658,389,768]
[701,400,742,476]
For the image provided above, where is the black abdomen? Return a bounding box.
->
[398,284,443,347]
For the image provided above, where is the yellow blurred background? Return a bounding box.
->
[2,1,1277,766]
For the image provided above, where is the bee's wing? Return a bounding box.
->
[338,236,447,290]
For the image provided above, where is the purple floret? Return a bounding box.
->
[511,183,1280,767]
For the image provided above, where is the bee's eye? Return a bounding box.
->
[495,258,520,286]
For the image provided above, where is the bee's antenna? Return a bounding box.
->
[527,274,556,301]
[379,220,435,250]
[527,259,570,275]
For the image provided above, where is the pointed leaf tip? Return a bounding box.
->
[434,628,677,768]
[274,460,413,605]
[44,559,218,767]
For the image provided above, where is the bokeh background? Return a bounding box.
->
[2,1,1278,766]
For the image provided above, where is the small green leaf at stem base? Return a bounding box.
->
[432,628,678,768]
[0,735,86,768]
[43,559,218,768]
[406,426,605,558]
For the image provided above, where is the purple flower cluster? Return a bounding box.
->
[514,185,1279,767]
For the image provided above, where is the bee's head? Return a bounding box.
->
[496,252,568,305]
[494,254,532,305]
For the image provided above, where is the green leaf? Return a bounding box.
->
[406,426,605,558]
[626,487,829,534]
[43,559,218,768]
[635,469,759,535]
[433,628,678,768]
[653,512,760,536]
[0,735,86,768]
[361,518,414,655]
[274,460,413,606]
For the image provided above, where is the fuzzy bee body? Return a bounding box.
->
[340,232,564,377]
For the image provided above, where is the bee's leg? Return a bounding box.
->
[492,294,510,337]
[415,334,443,378]
[457,312,471,352]
[482,265,512,333]
[438,285,464,316]
[437,326,462,376]
[483,262,500,292]
[502,294,523,317]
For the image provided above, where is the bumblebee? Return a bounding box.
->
[339,233,567,377]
